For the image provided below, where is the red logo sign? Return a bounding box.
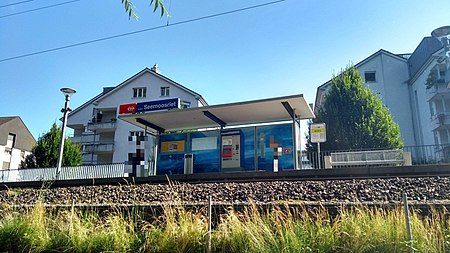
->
[119,103,137,114]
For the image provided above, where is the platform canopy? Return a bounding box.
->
[119,94,315,133]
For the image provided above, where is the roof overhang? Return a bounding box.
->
[119,94,315,133]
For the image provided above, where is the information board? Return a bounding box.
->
[310,123,326,143]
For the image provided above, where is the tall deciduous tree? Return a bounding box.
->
[307,67,403,153]
[21,123,82,168]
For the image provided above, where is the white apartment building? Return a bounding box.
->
[315,26,450,152]
[0,116,35,169]
[66,65,208,165]
[315,49,414,146]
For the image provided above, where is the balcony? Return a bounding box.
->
[82,154,97,164]
[71,134,100,144]
[84,143,114,153]
[86,119,117,132]
[431,112,450,131]
[427,82,450,101]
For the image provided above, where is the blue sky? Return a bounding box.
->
[1,0,449,140]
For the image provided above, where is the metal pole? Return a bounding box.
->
[56,94,70,179]
[403,192,413,251]
[153,132,160,176]
[292,113,298,170]
[298,119,302,170]
[207,195,212,253]
[317,142,321,169]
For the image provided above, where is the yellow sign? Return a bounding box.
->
[311,128,324,134]
[161,140,185,152]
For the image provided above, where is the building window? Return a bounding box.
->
[181,100,191,109]
[3,149,11,170]
[2,162,10,170]
[130,131,145,137]
[133,87,147,98]
[364,71,376,83]
[6,133,15,149]
[160,87,170,97]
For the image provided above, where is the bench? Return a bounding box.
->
[326,149,410,168]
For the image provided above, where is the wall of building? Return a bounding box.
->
[67,69,204,165]
[410,55,443,146]
[0,145,31,170]
[356,53,415,146]
[315,52,415,147]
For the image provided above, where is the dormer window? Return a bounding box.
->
[160,87,170,97]
[133,87,147,98]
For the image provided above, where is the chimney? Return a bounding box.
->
[150,64,160,74]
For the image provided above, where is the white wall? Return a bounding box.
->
[0,145,31,169]
[95,72,200,108]
[67,69,203,164]
[356,53,415,146]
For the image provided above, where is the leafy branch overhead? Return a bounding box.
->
[121,0,169,19]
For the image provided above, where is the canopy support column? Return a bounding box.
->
[282,101,299,170]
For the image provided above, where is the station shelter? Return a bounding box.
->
[118,94,315,176]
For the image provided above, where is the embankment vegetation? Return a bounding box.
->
[0,201,449,252]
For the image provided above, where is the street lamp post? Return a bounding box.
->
[56,87,76,179]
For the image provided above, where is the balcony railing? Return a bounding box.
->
[84,143,114,153]
[431,112,450,130]
[86,120,117,132]
[70,134,100,144]
[82,153,98,164]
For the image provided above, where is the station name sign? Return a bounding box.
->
[137,98,179,113]
[119,98,180,114]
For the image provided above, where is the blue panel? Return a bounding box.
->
[256,124,294,172]
[157,133,187,175]
[155,123,294,174]
[241,127,256,171]
[190,130,221,173]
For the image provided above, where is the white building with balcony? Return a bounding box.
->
[66,65,208,165]
[315,26,450,160]
[315,49,415,146]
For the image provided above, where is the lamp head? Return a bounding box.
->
[60,87,76,96]
[432,26,450,39]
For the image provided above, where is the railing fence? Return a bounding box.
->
[302,144,450,169]
[0,163,126,183]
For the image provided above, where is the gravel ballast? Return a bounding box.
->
[0,176,449,205]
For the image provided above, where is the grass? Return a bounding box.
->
[0,202,449,252]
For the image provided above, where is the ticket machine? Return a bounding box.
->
[221,131,242,170]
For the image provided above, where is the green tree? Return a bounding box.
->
[307,67,403,153]
[21,123,82,168]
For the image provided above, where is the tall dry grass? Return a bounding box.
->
[0,201,449,252]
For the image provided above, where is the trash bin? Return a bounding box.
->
[184,154,194,174]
